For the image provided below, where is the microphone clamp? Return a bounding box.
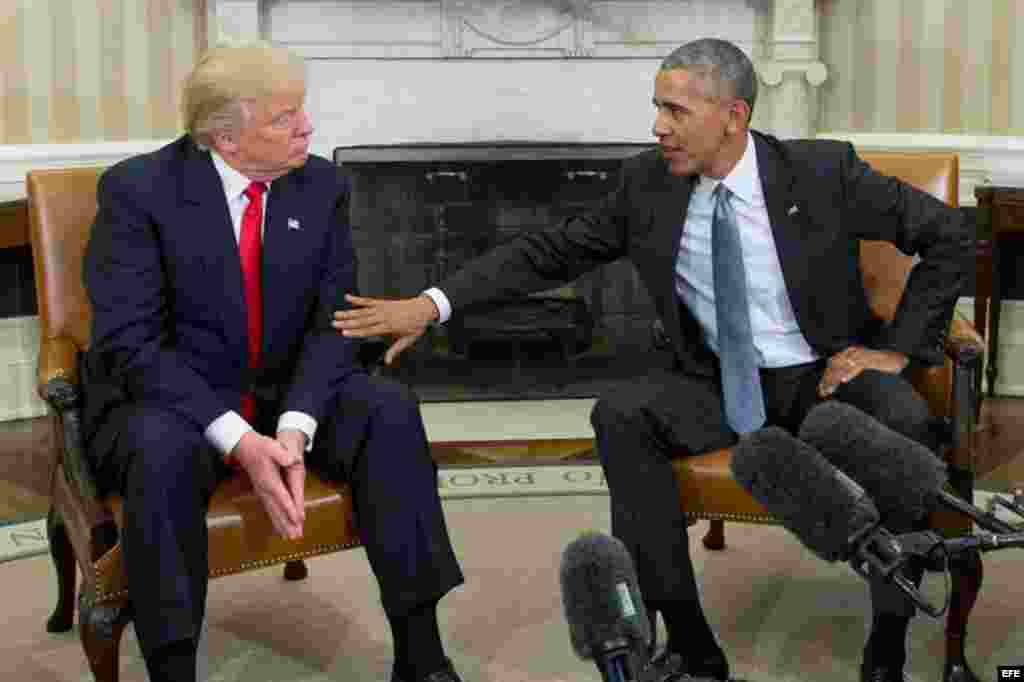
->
[986,489,1024,528]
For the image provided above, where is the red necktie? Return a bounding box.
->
[239,181,267,423]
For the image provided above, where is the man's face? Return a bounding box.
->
[651,68,744,178]
[227,89,313,181]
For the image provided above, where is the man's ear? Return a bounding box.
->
[727,100,750,135]
[212,130,238,155]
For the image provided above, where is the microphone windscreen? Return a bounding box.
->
[559,531,650,661]
[799,401,948,530]
[731,427,881,562]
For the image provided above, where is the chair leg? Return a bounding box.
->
[79,598,131,682]
[45,506,76,633]
[702,520,726,550]
[283,559,308,581]
[942,550,983,682]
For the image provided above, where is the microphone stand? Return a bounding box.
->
[849,525,1024,618]
[935,488,1021,534]
[985,488,1024,525]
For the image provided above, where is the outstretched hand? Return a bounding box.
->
[332,293,439,364]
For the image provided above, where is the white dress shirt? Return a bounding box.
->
[204,152,317,457]
[675,133,818,367]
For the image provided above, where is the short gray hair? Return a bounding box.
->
[660,38,758,119]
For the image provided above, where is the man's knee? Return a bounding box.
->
[119,408,210,488]
[361,376,421,426]
[325,375,426,464]
[840,371,935,448]
[590,393,645,434]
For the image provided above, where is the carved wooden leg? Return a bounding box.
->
[943,550,983,682]
[283,559,309,581]
[45,507,76,633]
[702,520,726,550]
[79,597,131,682]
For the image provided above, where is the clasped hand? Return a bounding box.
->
[818,345,909,397]
[230,428,306,540]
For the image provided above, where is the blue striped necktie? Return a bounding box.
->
[711,183,766,434]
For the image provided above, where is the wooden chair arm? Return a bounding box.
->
[36,337,100,502]
[945,317,984,365]
[37,336,80,400]
[944,317,982,476]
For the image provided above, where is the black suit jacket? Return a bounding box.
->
[82,136,362,462]
[436,131,970,376]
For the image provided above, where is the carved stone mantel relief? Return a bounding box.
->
[206,0,829,138]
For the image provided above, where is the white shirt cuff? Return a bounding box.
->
[205,411,252,458]
[278,411,317,452]
[422,287,451,324]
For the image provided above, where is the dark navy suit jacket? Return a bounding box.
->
[83,135,361,463]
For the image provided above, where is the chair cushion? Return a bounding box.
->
[95,471,360,605]
[671,449,776,524]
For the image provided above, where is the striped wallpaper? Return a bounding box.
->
[0,0,202,144]
[820,0,1024,134]
[1,1,1020,142]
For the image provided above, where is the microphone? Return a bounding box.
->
[730,427,934,612]
[559,531,651,682]
[731,426,1024,617]
[730,427,883,562]
[799,401,1018,534]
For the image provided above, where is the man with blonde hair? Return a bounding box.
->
[82,43,466,682]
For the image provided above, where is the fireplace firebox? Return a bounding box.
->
[335,142,675,402]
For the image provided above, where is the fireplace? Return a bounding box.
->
[210,1,831,402]
[336,141,677,401]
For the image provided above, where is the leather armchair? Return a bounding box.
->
[670,151,985,682]
[27,166,364,682]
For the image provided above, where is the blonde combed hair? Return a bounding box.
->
[182,42,307,150]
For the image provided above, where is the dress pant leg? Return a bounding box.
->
[792,368,938,618]
[311,372,464,617]
[100,406,222,659]
[589,369,735,605]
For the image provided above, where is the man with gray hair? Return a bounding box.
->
[334,38,968,682]
[82,43,466,682]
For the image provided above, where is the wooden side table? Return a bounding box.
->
[975,186,1024,396]
[0,199,29,250]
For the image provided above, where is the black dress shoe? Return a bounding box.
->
[391,659,463,682]
[641,649,687,681]
[860,662,908,682]
[642,648,746,682]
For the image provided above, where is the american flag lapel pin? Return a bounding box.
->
[287,217,301,230]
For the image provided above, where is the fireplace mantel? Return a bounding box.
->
[206,1,828,145]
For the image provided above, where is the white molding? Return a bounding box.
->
[0,140,173,202]
[816,132,1024,206]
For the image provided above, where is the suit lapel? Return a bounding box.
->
[180,144,248,353]
[659,171,694,284]
[655,168,694,341]
[754,133,810,301]
[261,168,308,361]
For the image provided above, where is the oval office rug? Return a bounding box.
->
[3,492,1024,682]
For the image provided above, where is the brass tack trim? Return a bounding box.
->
[684,511,780,524]
[93,540,362,604]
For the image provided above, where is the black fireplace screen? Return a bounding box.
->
[335,142,675,402]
